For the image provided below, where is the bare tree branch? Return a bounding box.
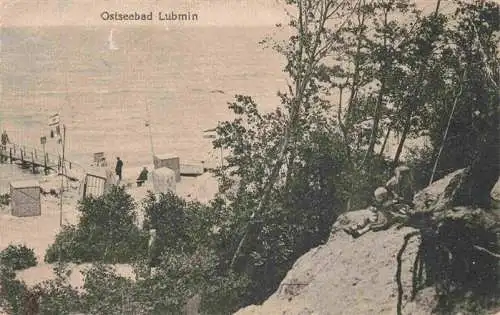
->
[473,245,500,259]
[429,68,467,185]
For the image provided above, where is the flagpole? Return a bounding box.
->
[146,100,155,164]
[59,124,65,227]
[59,69,68,227]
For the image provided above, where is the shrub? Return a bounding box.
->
[34,263,83,315]
[131,247,249,315]
[45,186,148,264]
[80,263,136,315]
[45,225,85,263]
[200,270,251,315]
[142,191,217,264]
[0,193,10,206]
[0,266,29,314]
[0,244,37,271]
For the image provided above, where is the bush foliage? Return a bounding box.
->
[45,185,147,264]
[0,193,10,206]
[0,245,37,271]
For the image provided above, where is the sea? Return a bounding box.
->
[0,25,287,191]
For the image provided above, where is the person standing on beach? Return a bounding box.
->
[115,157,123,183]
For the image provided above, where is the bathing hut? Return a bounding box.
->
[81,173,106,199]
[80,168,114,200]
[151,167,176,194]
[153,154,180,182]
[10,180,41,217]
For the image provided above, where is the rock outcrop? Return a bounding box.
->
[234,225,433,315]
[234,172,500,315]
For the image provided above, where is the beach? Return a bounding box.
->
[0,164,219,293]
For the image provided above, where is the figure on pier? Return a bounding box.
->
[115,157,123,183]
[100,157,108,167]
[1,130,10,162]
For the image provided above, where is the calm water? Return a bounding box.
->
[0,26,286,175]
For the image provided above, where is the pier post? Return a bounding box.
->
[82,176,87,199]
[20,149,24,164]
[31,152,36,174]
[9,148,12,163]
[44,153,48,175]
[42,139,47,174]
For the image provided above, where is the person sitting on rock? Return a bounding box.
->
[342,188,392,238]
[385,165,415,207]
[136,167,148,187]
[370,186,409,232]
[373,186,395,209]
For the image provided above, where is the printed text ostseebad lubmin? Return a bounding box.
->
[100,11,199,21]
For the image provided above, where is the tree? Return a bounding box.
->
[429,0,499,206]
[211,0,369,303]
[45,186,147,263]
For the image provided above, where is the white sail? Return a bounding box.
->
[108,29,118,50]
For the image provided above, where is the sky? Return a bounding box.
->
[1,0,499,27]
[1,0,288,27]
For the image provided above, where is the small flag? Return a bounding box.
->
[49,113,60,126]
[203,128,217,139]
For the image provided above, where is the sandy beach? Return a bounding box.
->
[0,164,218,291]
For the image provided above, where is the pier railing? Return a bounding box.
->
[0,143,86,180]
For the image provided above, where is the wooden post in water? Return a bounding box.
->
[9,148,12,163]
[20,149,24,165]
[31,151,36,174]
[44,153,48,175]
[41,136,47,174]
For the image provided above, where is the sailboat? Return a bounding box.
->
[108,29,118,51]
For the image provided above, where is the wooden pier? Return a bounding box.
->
[0,143,79,180]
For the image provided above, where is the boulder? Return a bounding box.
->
[234,226,427,315]
[151,167,176,194]
[412,168,467,214]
